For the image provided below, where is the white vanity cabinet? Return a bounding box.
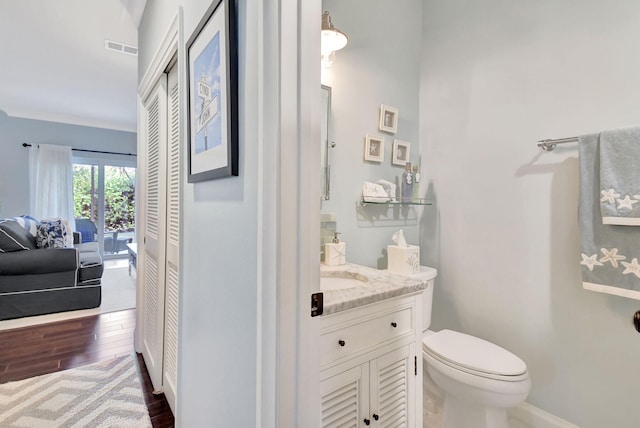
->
[319,293,423,427]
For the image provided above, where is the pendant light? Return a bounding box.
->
[321,11,348,67]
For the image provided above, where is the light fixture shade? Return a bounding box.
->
[321,11,348,54]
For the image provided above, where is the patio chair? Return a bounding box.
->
[75,218,98,243]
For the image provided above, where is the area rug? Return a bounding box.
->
[99,265,137,314]
[0,355,151,428]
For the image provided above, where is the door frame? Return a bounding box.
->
[263,0,321,426]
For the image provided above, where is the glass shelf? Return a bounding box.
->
[360,196,433,207]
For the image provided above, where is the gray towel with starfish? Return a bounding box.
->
[599,126,640,225]
[579,132,640,299]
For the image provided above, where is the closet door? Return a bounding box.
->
[162,63,180,412]
[141,75,168,392]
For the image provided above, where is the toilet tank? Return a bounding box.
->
[416,266,438,332]
[422,279,435,331]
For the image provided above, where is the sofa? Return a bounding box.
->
[0,216,104,321]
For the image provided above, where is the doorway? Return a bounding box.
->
[73,158,136,259]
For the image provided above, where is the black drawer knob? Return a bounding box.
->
[338,340,345,347]
[634,311,640,333]
[373,414,379,421]
[391,322,397,328]
[363,418,370,426]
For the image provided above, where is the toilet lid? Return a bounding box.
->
[423,330,527,377]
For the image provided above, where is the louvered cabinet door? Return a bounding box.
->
[370,344,415,428]
[162,63,180,413]
[141,75,168,393]
[320,364,369,428]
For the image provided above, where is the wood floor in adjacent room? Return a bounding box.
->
[0,309,174,428]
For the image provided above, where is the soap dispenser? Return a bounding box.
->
[324,232,346,266]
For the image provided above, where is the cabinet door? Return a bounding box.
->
[370,344,415,428]
[321,364,370,428]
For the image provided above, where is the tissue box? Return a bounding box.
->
[325,242,346,266]
[387,244,420,275]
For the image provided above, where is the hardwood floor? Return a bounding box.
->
[0,309,174,427]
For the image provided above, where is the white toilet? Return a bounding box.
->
[418,266,531,428]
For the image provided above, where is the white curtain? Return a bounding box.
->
[29,144,76,231]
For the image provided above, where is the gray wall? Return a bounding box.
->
[420,0,640,426]
[321,0,423,268]
[139,1,258,426]
[0,110,136,218]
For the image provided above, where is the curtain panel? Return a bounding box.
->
[29,144,76,231]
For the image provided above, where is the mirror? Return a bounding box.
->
[321,85,331,200]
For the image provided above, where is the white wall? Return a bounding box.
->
[420,1,640,426]
[139,1,258,426]
[0,110,136,218]
[321,0,423,268]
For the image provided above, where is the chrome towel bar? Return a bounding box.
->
[537,136,579,152]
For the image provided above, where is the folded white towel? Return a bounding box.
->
[362,181,390,202]
[377,179,397,201]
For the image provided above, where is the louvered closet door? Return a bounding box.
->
[162,63,180,412]
[370,344,415,428]
[141,75,168,392]
[320,364,369,428]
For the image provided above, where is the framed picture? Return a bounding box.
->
[392,140,411,166]
[186,0,238,182]
[379,104,399,134]
[364,134,385,162]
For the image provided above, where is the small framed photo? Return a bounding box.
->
[364,134,385,162]
[379,104,399,133]
[392,140,411,166]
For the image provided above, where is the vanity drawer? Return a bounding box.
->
[319,305,414,366]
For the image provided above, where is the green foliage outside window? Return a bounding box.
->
[73,165,135,231]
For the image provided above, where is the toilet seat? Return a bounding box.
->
[423,329,528,382]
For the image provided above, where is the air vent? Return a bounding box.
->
[104,39,138,56]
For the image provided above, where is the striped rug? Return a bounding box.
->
[0,355,152,427]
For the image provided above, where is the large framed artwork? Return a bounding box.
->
[186,0,238,182]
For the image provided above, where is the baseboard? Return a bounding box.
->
[508,402,580,428]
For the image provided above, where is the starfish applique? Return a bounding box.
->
[621,258,640,278]
[599,248,626,268]
[580,253,603,271]
[601,189,620,204]
[617,195,638,210]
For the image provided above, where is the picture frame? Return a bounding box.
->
[392,140,411,166]
[379,104,399,134]
[364,134,385,163]
[186,0,238,183]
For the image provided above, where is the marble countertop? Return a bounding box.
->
[320,263,437,315]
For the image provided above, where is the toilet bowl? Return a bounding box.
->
[410,266,530,428]
[422,329,531,428]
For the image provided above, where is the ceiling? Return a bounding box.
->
[0,0,145,133]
